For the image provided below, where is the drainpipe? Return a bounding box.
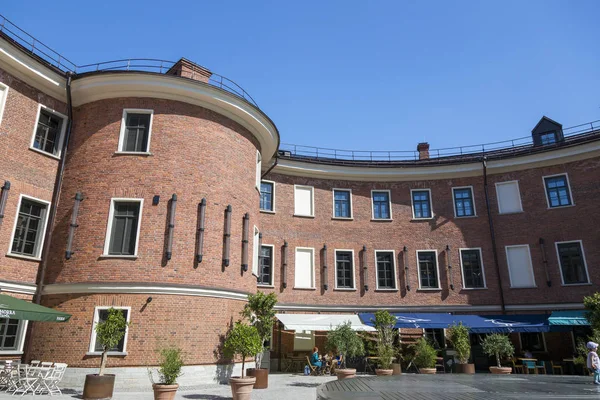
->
[482,157,506,314]
[34,72,74,304]
[261,156,278,179]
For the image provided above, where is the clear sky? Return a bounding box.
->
[2,1,599,152]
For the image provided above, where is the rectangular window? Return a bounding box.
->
[496,181,523,214]
[520,332,546,352]
[453,187,475,217]
[376,251,396,290]
[540,132,557,145]
[258,245,273,286]
[424,329,445,349]
[372,190,391,220]
[118,109,153,153]
[411,189,432,219]
[260,181,274,212]
[32,107,66,157]
[294,185,314,217]
[417,250,439,289]
[505,245,536,288]
[460,248,486,289]
[89,307,130,354]
[0,82,8,127]
[335,250,355,289]
[556,241,589,285]
[9,196,49,259]
[104,199,143,256]
[333,189,352,218]
[0,318,25,351]
[294,248,315,289]
[544,174,572,208]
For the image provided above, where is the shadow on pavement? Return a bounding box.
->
[183,395,231,399]
[287,382,322,388]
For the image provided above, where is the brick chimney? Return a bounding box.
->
[166,58,212,83]
[417,142,430,160]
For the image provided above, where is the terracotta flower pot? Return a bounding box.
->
[230,376,256,400]
[392,363,402,375]
[455,363,475,374]
[152,383,179,400]
[336,368,356,380]
[489,366,512,374]
[246,368,268,389]
[419,368,437,374]
[83,374,115,400]
[375,369,393,376]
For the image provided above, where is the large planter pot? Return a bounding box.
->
[336,368,356,380]
[230,376,256,400]
[83,374,115,400]
[246,368,268,389]
[489,366,512,374]
[152,384,179,400]
[455,363,475,374]
[419,368,437,374]
[392,363,402,375]
[375,369,393,376]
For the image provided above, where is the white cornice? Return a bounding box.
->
[71,73,279,160]
[272,141,600,181]
[274,303,503,313]
[0,280,37,295]
[505,303,584,311]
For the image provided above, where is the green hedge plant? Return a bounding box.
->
[447,322,471,364]
[223,321,263,378]
[411,338,437,369]
[481,334,514,368]
[156,348,184,385]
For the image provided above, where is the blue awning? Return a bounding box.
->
[548,311,588,326]
[358,313,552,333]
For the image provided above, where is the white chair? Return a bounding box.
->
[12,365,38,396]
[40,362,53,368]
[29,361,40,367]
[41,363,67,396]
[33,365,54,395]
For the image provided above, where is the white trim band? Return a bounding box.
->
[0,281,37,295]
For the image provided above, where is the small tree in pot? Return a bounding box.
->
[150,348,184,400]
[373,311,397,376]
[447,323,474,374]
[326,321,365,380]
[482,334,514,374]
[410,338,438,374]
[224,321,263,400]
[83,308,129,400]
[240,291,277,388]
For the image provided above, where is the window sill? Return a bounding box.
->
[260,210,276,214]
[334,288,357,291]
[85,351,128,357]
[293,214,315,219]
[547,204,575,210]
[332,217,353,221]
[460,287,487,290]
[293,287,316,291]
[498,211,524,215]
[257,284,275,288]
[0,350,23,355]
[417,288,442,292]
[375,288,399,292]
[561,282,592,287]
[113,151,153,156]
[29,146,61,160]
[5,253,41,262]
[99,255,139,260]
[411,217,433,221]
[509,286,537,289]
[371,218,393,222]
[454,215,478,219]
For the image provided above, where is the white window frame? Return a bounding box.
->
[459,248,487,289]
[334,249,356,290]
[495,180,523,214]
[293,185,315,218]
[117,109,154,154]
[260,180,276,213]
[87,306,131,355]
[294,247,315,289]
[518,332,547,353]
[371,189,393,220]
[252,226,260,277]
[332,188,353,220]
[0,82,9,128]
[102,198,144,258]
[542,173,575,209]
[0,319,28,355]
[410,188,434,220]
[452,186,477,218]
[416,249,441,290]
[257,243,275,287]
[555,240,590,286]
[255,150,262,191]
[7,194,51,261]
[374,250,398,290]
[505,245,537,288]
[30,104,68,159]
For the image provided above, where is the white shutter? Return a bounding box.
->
[0,83,7,126]
[294,248,314,288]
[255,151,262,189]
[252,227,259,276]
[506,245,536,288]
[294,186,314,216]
[496,181,523,214]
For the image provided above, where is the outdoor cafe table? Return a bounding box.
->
[517,358,538,374]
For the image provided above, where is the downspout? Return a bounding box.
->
[34,71,74,304]
[482,157,506,314]
[261,156,278,179]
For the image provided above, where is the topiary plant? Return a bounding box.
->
[411,337,437,369]
[447,322,471,364]
[481,334,514,368]
[95,308,129,376]
[240,291,277,369]
[223,321,263,378]
[156,347,184,385]
[326,321,365,369]
[373,310,397,369]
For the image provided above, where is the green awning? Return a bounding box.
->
[548,310,588,326]
[0,294,71,322]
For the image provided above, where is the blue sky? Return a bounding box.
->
[2,1,599,151]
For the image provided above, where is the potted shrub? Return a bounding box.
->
[240,291,277,389]
[447,322,474,374]
[326,321,365,380]
[391,343,402,375]
[83,307,129,400]
[482,333,514,374]
[150,347,184,400]
[224,321,263,400]
[373,310,397,376]
[411,338,437,374]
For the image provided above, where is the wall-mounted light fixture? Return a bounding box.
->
[282,241,288,289]
[0,181,10,227]
[446,245,454,290]
[152,195,160,206]
[241,213,249,272]
[223,205,232,267]
[403,246,410,291]
[65,192,83,260]
[322,244,328,290]
[166,194,177,261]
[362,245,368,292]
[196,198,206,264]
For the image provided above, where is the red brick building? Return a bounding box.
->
[0,18,598,383]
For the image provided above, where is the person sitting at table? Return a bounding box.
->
[310,347,323,372]
[523,349,533,358]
